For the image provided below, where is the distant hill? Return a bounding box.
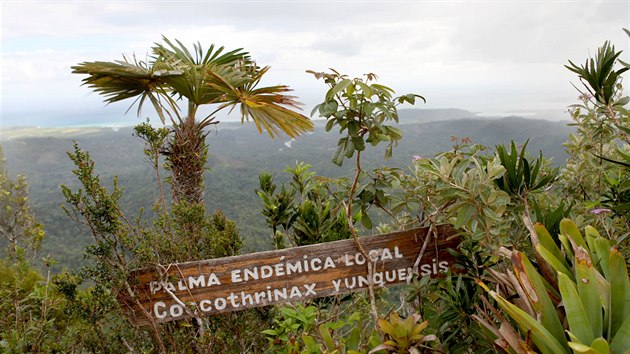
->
[397,108,477,123]
[396,108,570,123]
[1,114,574,269]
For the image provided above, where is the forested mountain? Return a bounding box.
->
[4,28,629,353]
[1,110,573,269]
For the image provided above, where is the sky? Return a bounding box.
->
[1,0,629,129]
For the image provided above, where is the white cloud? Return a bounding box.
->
[1,0,628,126]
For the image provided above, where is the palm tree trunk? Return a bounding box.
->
[167,116,208,259]
[168,102,207,208]
[169,122,207,206]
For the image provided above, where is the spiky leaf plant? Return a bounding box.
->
[370,313,437,353]
[476,219,630,353]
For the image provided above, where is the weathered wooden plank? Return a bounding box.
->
[118,225,460,326]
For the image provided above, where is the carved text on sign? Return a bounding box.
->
[118,225,459,326]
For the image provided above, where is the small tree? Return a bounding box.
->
[72,37,313,212]
[309,69,424,323]
[0,147,44,258]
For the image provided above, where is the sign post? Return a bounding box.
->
[118,225,460,326]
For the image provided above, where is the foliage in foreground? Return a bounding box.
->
[2,32,630,353]
[478,219,630,353]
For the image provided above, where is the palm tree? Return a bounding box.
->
[72,37,313,208]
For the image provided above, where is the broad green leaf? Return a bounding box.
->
[610,315,630,353]
[560,234,575,263]
[567,341,601,354]
[332,138,348,166]
[378,318,396,336]
[615,95,630,107]
[478,281,570,354]
[512,251,566,345]
[394,322,407,339]
[454,204,475,229]
[319,100,339,116]
[318,324,336,350]
[326,321,345,331]
[384,125,403,140]
[536,244,573,281]
[595,272,611,321]
[261,329,277,336]
[590,337,610,354]
[326,78,352,100]
[352,137,365,152]
[609,248,630,338]
[362,102,375,116]
[560,218,588,251]
[280,306,296,317]
[361,211,372,229]
[356,81,373,97]
[585,230,599,271]
[301,335,318,350]
[535,223,568,269]
[405,93,426,104]
[371,83,395,96]
[584,226,601,248]
[347,120,360,136]
[574,247,603,339]
[347,323,362,349]
[344,138,356,158]
[325,118,336,132]
[593,237,611,277]
[346,81,356,95]
[559,272,595,345]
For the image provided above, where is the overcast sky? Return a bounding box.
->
[1,0,629,128]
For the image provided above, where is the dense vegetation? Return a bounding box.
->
[1,34,629,353]
[2,113,572,269]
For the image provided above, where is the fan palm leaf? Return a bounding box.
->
[71,56,181,123]
[151,37,252,107]
[208,66,313,138]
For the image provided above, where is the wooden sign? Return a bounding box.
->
[118,225,460,326]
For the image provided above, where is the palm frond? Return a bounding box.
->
[72,37,310,135]
[151,38,253,106]
[71,57,181,123]
[240,102,312,139]
[205,66,313,138]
